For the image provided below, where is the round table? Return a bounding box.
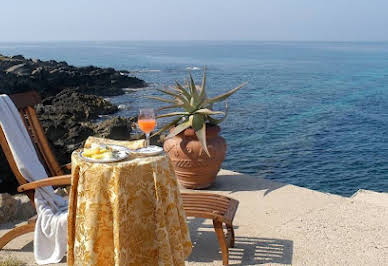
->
[67,138,192,266]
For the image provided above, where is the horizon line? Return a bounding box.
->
[1,40,388,43]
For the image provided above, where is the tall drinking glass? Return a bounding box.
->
[138,108,156,148]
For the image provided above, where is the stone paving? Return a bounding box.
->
[1,169,388,265]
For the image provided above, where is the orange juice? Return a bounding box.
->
[138,119,156,133]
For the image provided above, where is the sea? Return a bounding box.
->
[1,41,388,196]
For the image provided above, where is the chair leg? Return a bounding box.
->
[213,220,229,265]
[226,224,235,248]
[0,223,35,249]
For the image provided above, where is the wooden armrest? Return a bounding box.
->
[61,163,72,171]
[17,175,71,192]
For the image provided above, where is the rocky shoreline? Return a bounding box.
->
[0,54,147,194]
[0,54,146,97]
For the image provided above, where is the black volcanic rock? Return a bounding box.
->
[0,53,149,194]
[0,89,140,194]
[91,116,136,140]
[36,89,122,163]
[38,88,118,120]
[0,54,146,97]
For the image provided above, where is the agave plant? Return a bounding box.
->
[148,71,247,157]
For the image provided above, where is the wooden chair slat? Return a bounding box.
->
[22,107,49,170]
[182,193,232,202]
[183,206,227,215]
[183,199,231,210]
[25,106,63,177]
[0,127,27,186]
[182,192,230,198]
[184,210,227,222]
[0,91,66,250]
[182,193,231,200]
[182,202,229,212]
[181,192,239,265]
[28,215,37,224]
[183,200,230,208]
[18,109,29,131]
[224,199,239,222]
[19,107,51,177]
[0,223,35,249]
[0,126,35,205]
[184,211,225,221]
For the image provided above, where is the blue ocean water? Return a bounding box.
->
[1,41,388,196]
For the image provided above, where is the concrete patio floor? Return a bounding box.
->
[1,169,388,265]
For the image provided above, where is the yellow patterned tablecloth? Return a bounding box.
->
[68,137,192,266]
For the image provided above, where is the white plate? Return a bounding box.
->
[130,145,164,157]
[80,145,130,163]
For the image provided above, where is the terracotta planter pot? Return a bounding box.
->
[163,125,227,189]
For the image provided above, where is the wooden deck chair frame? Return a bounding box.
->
[0,91,239,265]
[181,192,239,265]
[0,91,71,250]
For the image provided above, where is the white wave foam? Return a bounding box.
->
[131,69,161,73]
[143,69,161,72]
[123,87,145,92]
[186,66,201,71]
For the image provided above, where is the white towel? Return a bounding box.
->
[0,95,68,265]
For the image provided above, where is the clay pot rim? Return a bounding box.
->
[170,124,221,138]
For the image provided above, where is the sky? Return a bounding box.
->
[1,0,388,42]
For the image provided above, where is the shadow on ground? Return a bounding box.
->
[208,171,287,196]
[187,218,293,265]
[3,241,33,252]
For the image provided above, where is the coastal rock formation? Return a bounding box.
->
[36,89,136,165]
[0,193,35,223]
[0,89,137,194]
[0,53,148,194]
[38,88,118,122]
[0,54,146,97]
[0,188,69,223]
[91,116,137,140]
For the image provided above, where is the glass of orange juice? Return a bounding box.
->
[138,108,156,147]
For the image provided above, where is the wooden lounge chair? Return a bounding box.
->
[0,91,240,265]
[0,91,71,250]
[181,192,239,265]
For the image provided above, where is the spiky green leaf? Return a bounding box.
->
[191,113,205,131]
[194,108,224,116]
[156,88,182,98]
[151,116,183,137]
[151,116,182,137]
[207,101,229,125]
[199,67,207,101]
[156,112,189,119]
[176,96,194,112]
[145,96,177,104]
[173,81,191,100]
[157,104,183,112]
[166,118,192,139]
[206,82,248,104]
[189,73,199,105]
[195,123,210,157]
